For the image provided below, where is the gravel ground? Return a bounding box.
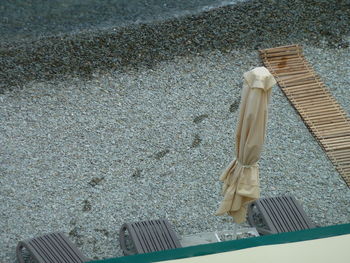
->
[1,0,350,262]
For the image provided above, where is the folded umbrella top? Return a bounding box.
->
[216,67,276,223]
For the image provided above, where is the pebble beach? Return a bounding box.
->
[1,0,350,262]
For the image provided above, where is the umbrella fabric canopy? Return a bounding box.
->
[216,67,276,223]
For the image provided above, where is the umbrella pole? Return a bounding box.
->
[233,222,238,239]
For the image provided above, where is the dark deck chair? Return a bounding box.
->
[247,196,316,235]
[119,219,182,255]
[16,232,89,263]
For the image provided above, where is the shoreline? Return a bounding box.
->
[1,0,349,91]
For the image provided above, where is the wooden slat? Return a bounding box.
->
[283,82,323,90]
[304,115,345,122]
[319,132,350,139]
[321,134,350,140]
[329,149,350,156]
[273,69,310,75]
[288,90,328,98]
[286,89,327,97]
[281,78,322,86]
[260,44,350,187]
[289,98,337,106]
[281,74,316,83]
[299,108,343,116]
[314,122,349,128]
[299,106,344,114]
[264,55,302,62]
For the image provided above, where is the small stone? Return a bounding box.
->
[229,99,240,113]
[69,227,82,238]
[83,200,92,212]
[94,228,109,237]
[132,169,142,177]
[191,134,202,148]
[193,114,209,124]
[88,177,105,187]
[154,149,170,160]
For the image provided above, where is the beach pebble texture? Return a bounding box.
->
[1,0,248,43]
[1,0,350,262]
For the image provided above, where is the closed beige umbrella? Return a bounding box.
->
[216,67,276,223]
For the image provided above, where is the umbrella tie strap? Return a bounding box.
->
[237,161,258,168]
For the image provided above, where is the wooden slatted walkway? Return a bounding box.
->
[259,44,350,187]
